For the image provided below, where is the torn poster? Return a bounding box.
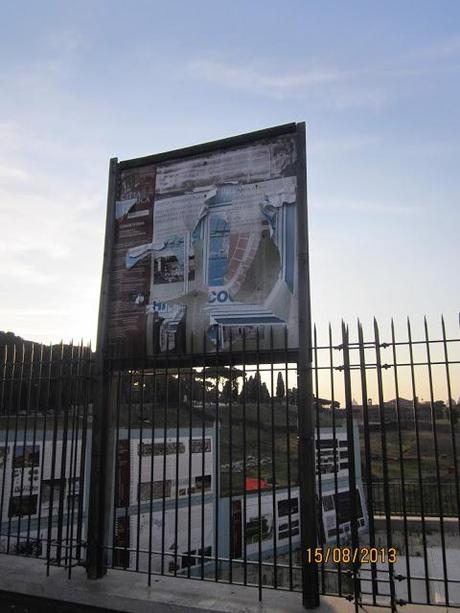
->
[106,132,300,355]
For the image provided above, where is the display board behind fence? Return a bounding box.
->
[103,124,305,357]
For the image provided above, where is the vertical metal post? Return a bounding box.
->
[296,122,319,609]
[407,317,430,602]
[229,329,234,583]
[358,320,378,603]
[441,316,460,536]
[390,319,411,601]
[200,331,207,580]
[242,330,248,586]
[87,157,118,579]
[256,329,262,599]
[313,325,324,592]
[342,323,360,611]
[328,324,342,596]
[147,351,157,584]
[424,318,449,604]
[269,328,278,589]
[284,326,294,590]
[374,319,396,611]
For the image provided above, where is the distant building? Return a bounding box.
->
[349,397,449,429]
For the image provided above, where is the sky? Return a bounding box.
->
[1,0,459,350]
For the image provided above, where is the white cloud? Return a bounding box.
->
[0,245,58,284]
[0,164,30,183]
[187,59,351,99]
[0,117,106,343]
[186,59,393,111]
[187,34,460,110]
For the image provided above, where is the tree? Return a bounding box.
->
[247,376,256,402]
[287,387,298,404]
[260,382,270,402]
[239,376,254,402]
[221,379,238,403]
[221,380,231,402]
[253,372,263,402]
[276,372,285,400]
[241,374,266,403]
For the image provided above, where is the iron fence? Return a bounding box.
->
[0,316,459,610]
[366,480,459,518]
[0,342,92,577]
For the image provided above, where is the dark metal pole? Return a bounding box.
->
[284,326,294,590]
[358,320,378,603]
[87,157,118,579]
[441,316,460,537]
[407,317,430,602]
[374,318,396,611]
[424,318,449,604]
[390,319,411,603]
[328,324,342,596]
[342,323,360,611]
[296,122,319,609]
[313,325,324,593]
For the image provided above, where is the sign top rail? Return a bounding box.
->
[118,122,299,170]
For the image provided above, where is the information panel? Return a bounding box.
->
[102,124,306,356]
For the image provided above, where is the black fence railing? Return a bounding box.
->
[0,342,92,577]
[0,316,459,610]
[366,479,459,518]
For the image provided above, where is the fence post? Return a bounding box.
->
[296,122,319,609]
[86,158,118,579]
[341,323,361,609]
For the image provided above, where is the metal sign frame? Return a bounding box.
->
[88,123,318,608]
[97,123,305,366]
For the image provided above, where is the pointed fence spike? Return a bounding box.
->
[373,316,379,332]
[407,316,412,341]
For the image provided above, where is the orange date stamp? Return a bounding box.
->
[306,547,398,564]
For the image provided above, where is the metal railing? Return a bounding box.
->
[312,317,460,609]
[0,316,459,609]
[0,341,92,577]
[365,479,459,517]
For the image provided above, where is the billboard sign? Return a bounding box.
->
[100,123,307,357]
